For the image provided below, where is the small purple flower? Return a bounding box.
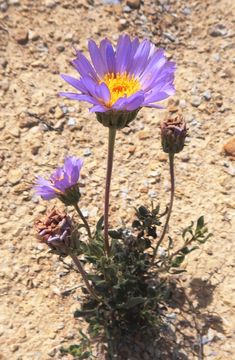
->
[34,156,83,204]
[60,35,176,117]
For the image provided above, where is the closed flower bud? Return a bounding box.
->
[35,209,73,254]
[161,114,187,154]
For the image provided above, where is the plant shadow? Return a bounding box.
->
[96,277,224,360]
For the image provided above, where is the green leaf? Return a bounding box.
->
[167,236,173,250]
[153,204,160,216]
[74,309,96,318]
[108,229,123,239]
[180,245,199,255]
[117,296,145,309]
[196,216,205,230]
[182,221,194,239]
[96,215,104,233]
[171,255,185,268]
[132,220,141,228]
[197,232,212,244]
[78,329,90,341]
[139,206,150,218]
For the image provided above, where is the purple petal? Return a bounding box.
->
[64,157,83,184]
[50,167,63,182]
[34,177,57,200]
[95,83,110,103]
[36,188,57,200]
[80,75,97,95]
[116,35,132,73]
[139,49,166,86]
[144,103,165,109]
[131,40,151,77]
[112,96,128,111]
[59,92,86,100]
[124,91,145,111]
[89,104,109,112]
[88,39,107,78]
[54,174,70,192]
[60,74,87,93]
[99,39,110,71]
[59,92,101,105]
[72,51,98,80]
[106,43,116,74]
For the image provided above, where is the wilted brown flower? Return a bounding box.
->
[35,209,73,251]
[160,114,187,154]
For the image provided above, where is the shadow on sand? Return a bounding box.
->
[96,277,225,360]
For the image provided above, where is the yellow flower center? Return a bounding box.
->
[102,72,141,107]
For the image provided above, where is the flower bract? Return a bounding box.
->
[60,35,176,116]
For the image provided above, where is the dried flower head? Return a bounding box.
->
[35,209,73,253]
[60,35,176,128]
[34,156,83,205]
[161,114,187,154]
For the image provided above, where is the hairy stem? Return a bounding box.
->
[152,153,175,264]
[104,127,117,256]
[69,253,100,302]
[74,202,92,239]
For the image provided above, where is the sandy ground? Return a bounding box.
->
[0,0,235,359]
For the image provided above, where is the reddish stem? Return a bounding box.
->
[104,127,117,256]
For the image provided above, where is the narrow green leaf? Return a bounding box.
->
[96,215,104,233]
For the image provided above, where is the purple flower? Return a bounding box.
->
[34,156,83,204]
[59,35,176,115]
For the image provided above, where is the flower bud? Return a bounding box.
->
[160,114,187,154]
[35,209,74,254]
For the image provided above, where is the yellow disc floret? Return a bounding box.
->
[102,72,141,107]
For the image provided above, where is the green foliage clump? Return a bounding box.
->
[61,206,211,358]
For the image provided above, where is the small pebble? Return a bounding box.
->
[182,7,191,15]
[83,148,92,156]
[163,32,176,42]
[191,96,202,107]
[209,24,227,37]
[203,90,212,101]
[223,137,235,157]
[13,29,29,45]
[67,117,76,126]
[212,53,221,62]
[123,5,131,13]
[126,0,140,9]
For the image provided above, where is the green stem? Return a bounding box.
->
[69,253,100,302]
[152,153,175,265]
[74,202,92,239]
[104,127,117,256]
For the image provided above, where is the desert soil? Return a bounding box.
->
[0,0,235,359]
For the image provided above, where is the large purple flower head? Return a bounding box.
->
[60,35,176,129]
[34,156,83,205]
